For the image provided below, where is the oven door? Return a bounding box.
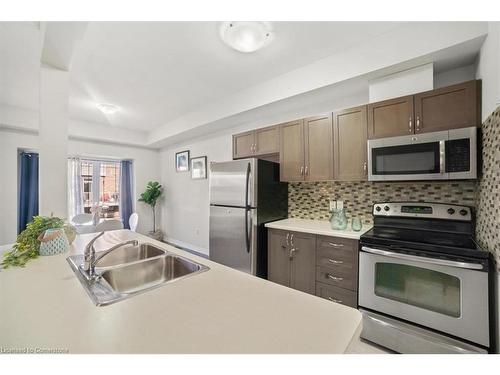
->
[368,131,448,181]
[359,246,489,347]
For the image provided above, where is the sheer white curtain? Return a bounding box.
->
[67,157,84,221]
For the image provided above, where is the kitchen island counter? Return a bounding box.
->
[0,230,361,354]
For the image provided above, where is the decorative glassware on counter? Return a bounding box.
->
[351,217,363,232]
[330,208,348,230]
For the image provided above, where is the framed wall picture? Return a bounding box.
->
[191,156,207,179]
[175,150,190,172]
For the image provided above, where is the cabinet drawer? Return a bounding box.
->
[316,282,357,308]
[316,236,357,266]
[316,235,357,252]
[316,266,357,291]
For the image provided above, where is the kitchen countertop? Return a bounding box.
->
[0,230,362,354]
[265,218,372,240]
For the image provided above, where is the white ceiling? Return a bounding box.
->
[2,21,403,131]
[0,21,488,147]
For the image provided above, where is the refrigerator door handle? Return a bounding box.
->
[245,162,251,209]
[245,208,251,253]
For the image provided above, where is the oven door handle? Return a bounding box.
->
[361,246,483,270]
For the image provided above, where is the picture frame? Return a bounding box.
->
[190,156,207,179]
[175,150,190,172]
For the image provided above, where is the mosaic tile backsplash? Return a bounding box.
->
[288,180,478,224]
[476,106,500,268]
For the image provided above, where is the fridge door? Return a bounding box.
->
[209,159,256,208]
[209,205,257,274]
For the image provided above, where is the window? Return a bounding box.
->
[81,160,121,219]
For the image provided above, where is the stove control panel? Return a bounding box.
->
[372,202,472,221]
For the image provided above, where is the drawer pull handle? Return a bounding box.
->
[327,274,343,282]
[328,243,344,248]
[328,297,342,303]
[328,259,343,264]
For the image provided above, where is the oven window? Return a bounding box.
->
[372,142,440,175]
[374,263,461,317]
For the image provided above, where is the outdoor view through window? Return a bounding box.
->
[82,160,121,219]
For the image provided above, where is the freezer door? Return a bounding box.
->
[209,205,257,274]
[209,159,256,208]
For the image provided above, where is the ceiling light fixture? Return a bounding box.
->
[96,103,120,115]
[219,22,274,53]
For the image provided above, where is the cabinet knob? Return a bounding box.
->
[300,166,304,175]
[304,165,308,175]
[328,242,344,248]
[363,162,367,172]
[409,117,413,133]
[416,116,420,132]
[328,297,343,303]
[327,274,343,282]
[328,259,344,265]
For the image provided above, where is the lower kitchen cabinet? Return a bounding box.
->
[268,229,290,287]
[267,229,316,294]
[289,232,316,294]
[316,283,357,308]
[267,228,359,308]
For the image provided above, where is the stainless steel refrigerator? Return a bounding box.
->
[209,158,288,278]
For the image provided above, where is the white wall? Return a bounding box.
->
[476,22,500,121]
[434,64,476,89]
[369,63,434,102]
[0,130,160,245]
[160,132,232,255]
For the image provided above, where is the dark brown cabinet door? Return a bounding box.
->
[268,229,290,287]
[255,125,279,155]
[367,95,414,139]
[289,232,316,294]
[232,131,255,159]
[414,80,480,134]
[279,119,305,181]
[304,114,334,181]
[333,105,368,181]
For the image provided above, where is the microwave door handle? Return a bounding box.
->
[361,246,483,270]
[439,140,446,174]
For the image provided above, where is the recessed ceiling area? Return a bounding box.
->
[0,21,490,148]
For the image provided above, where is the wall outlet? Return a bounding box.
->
[195,229,200,235]
[329,200,335,211]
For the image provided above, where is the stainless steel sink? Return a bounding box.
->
[94,243,166,269]
[101,255,205,294]
[67,243,209,306]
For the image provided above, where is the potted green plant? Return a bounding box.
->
[1,215,65,268]
[138,181,163,241]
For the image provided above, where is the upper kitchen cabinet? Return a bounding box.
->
[333,105,368,181]
[233,131,255,159]
[367,80,481,139]
[232,125,279,159]
[304,114,334,181]
[279,115,333,182]
[255,125,279,155]
[414,80,480,133]
[367,95,414,139]
[279,119,306,181]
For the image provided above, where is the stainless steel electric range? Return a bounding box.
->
[359,202,491,354]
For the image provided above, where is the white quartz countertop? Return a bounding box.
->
[265,218,372,240]
[0,230,361,354]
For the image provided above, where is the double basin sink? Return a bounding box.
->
[67,243,209,306]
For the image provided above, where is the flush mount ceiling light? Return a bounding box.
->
[96,103,120,115]
[219,22,274,53]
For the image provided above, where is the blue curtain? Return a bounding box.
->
[120,160,134,229]
[18,152,39,234]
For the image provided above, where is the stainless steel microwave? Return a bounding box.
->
[368,127,477,181]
